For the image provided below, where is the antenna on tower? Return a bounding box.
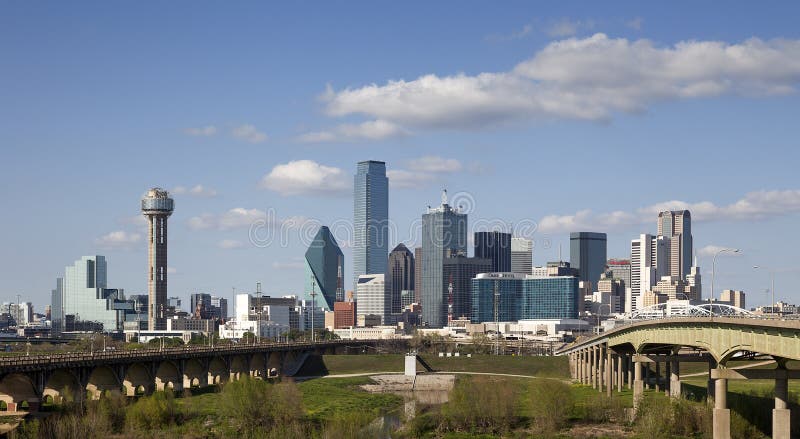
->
[441,188,448,205]
[558,243,562,262]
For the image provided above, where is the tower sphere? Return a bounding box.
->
[141,187,174,215]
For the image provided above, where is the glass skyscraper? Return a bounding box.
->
[305,225,345,310]
[52,255,126,333]
[353,160,389,290]
[388,243,414,313]
[569,232,607,289]
[421,190,467,328]
[474,231,511,272]
[471,273,579,322]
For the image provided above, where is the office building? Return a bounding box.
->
[353,160,389,290]
[511,238,533,274]
[356,274,388,324]
[305,226,345,310]
[720,290,746,309]
[629,234,670,312]
[607,259,631,287]
[52,255,127,333]
[190,293,212,318]
[442,254,492,324]
[210,296,228,320]
[471,273,580,323]
[474,231,511,272]
[388,243,414,314]
[597,273,626,313]
[414,247,423,304]
[686,264,702,300]
[570,232,607,290]
[657,210,693,279]
[333,301,356,329]
[421,190,467,328]
[141,187,174,330]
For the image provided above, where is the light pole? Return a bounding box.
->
[753,266,776,316]
[596,303,611,331]
[711,248,740,303]
[310,276,317,344]
[256,281,262,345]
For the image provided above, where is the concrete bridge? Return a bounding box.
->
[558,317,800,439]
[0,340,379,413]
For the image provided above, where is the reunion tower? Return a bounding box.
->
[141,188,174,330]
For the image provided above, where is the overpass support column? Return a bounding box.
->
[606,348,612,397]
[627,355,633,390]
[582,350,589,385]
[664,360,670,396]
[707,358,717,404]
[670,358,681,398]
[577,351,583,383]
[655,358,661,392]
[591,347,597,389]
[773,369,790,439]
[598,346,605,392]
[617,355,623,392]
[713,375,730,439]
[633,356,644,412]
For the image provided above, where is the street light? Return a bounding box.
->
[596,303,611,332]
[753,266,776,316]
[711,248,740,303]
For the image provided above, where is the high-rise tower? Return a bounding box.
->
[353,160,389,290]
[657,210,693,279]
[141,187,174,330]
[305,225,345,310]
[569,232,607,289]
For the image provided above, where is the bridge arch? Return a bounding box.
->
[155,361,183,392]
[123,363,153,396]
[0,373,39,411]
[44,369,81,404]
[183,358,207,389]
[267,352,282,377]
[229,355,249,381]
[208,357,228,385]
[86,366,122,400]
[250,354,266,378]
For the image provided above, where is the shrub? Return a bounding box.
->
[527,379,574,433]
[440,376,518,434]
[126,391,180,431]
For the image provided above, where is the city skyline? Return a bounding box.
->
[3,3,800,310]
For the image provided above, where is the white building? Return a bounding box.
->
[333,325,402,340]
[629,234,670,312]
[511,238,533,274]
[218,319,289,340]
[356,274,388,324]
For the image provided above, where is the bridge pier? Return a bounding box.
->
[633,356,644,411]
[669,358,681,398]
[591,347,597,389]
[713,375,730,439]
[773,368,790,439]
[606,348,612,397]
[617,354,623,392]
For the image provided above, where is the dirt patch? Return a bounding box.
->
[563,422,631,438]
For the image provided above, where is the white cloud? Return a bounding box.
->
[172,184,217,197]
[697,245,741,258]
[95,231,142,249]
[296,119,407,143]
[545,19,591,38]
[231,124,268,143]
[387,169,437,189]
[188,208,268,231]
[626,17,643,31]
[260,160,350,196]
[486,23,534,42]
[408,156,463,173]
[538,189,800,234]
[218,239,245,249]
[321,34,800,130]
[184,125,217,137]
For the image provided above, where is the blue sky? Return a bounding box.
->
[2,1,800,311]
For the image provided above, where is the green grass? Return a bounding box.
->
[297,353,570,378]
[298,377,403,421]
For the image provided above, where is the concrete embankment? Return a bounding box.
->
[360,374,455,392]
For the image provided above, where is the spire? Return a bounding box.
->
[441,188,448,206]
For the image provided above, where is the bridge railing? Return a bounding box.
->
[0,340,363,369]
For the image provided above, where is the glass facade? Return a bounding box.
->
[353,161,389,290]
[443,256,492,323]
[421,194,467,328]
[471,274,579,322]
[305,226,344,310]
[569,232,607,289]
[54,255,125,333]
[474,231,511,272]
[388,243,414,313]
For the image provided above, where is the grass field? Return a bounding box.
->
[297,353,570,378]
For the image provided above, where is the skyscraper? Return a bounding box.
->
[53,255,126,333]
[629,234,670,312]
[141,187,174,330]
[511,238,533,274]
[569,232,608,290]
[356,274,388,324]
[657,210,693,279]
[305,226,345,310]
[414,247,423,304]
[443,254,492,324]
[353,160,389,290]
[474,231,511,272]
[388,243,414,313]
[472,273,579,322]
[421,190,467,328]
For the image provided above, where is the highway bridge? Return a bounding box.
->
[0,340,381,413]
[558,316,800,439]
